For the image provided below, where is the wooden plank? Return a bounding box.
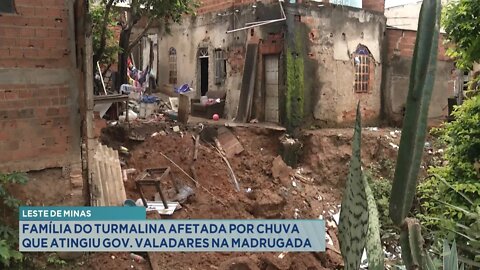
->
[217,127,244,158]
[235,43,258,122]
[107,147,121,206]
[177,93,189,124]
[99,145,112,206]
[93,144,107,206]
[92,143,105,206]
[113,148,124,205]
[214,138,240,191]
[225,121,286,131]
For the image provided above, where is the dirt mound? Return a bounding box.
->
[76,123,404,270]
[301,128,399,190]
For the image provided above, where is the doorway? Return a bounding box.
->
[264,55,279,122]
[198,48,209,96]
[200,58,209,96]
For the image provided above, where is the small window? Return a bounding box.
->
[353,45,374,93]
[214,49,226,85]
[169,47,177,85]
[0,0,16,13]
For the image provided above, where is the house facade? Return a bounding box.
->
[383,1,457,125]
[157,0,386,126]
[157,0,455,127]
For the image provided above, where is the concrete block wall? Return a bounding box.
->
[0,0,81,173]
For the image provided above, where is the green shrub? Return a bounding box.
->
[418,95,480,262]
[0,172,28,267]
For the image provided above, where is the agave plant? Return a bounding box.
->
[338,0,442,269]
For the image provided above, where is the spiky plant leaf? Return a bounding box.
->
[443,240,459,270]
[363,176,384,270]
[338,103,368,270]
[424,252,437,270]
[389,0,442,225]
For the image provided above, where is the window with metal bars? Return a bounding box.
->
[0,0,16,13]
[214,49,226,85]
[353,45,373,93]
[169,47,177,84]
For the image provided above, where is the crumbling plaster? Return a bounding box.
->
[157,3,281,119]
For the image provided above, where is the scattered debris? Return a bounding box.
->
[130,253,146,264]
[159,151,227,206]
[325,233,334,246]
[389,142,399,150]
[217,127,244,158]
[128,133,145,142]
[173,185,195,203]
[280,135,302,167]
[173,126,180,132]
[294,208,300,219]
[271,155,293,186]
[214,142,240,192]
[135,167,180,216]
[366,127,379,131]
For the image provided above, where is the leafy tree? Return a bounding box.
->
[442,0,480,70]
[91,4,121,66]
[93,0,198,89]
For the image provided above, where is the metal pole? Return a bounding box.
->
[96,61,107,95]
[226,0,286,34]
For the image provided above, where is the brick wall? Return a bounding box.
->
[0,0,71,68]
[0,0,79,172]
[0,85,71,163]
[362,0,385,13]
[386,28,450,61]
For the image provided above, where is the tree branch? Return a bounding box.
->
[127,19,154,53]
[94,0,116,61]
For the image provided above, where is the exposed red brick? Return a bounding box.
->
[363,0,385,13]
[386,28,450,61]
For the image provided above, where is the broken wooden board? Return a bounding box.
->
[225,121,286,131]
[235,43,258,123]
[91,141,127,206]
[217,127,244,158]
[177,93,189,124]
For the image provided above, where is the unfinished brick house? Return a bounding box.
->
[0,0,90,204]
[383,1,457,125]
[156,0,454,127]
[157,0,387,126]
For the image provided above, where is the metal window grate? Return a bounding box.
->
[354,54,371,93]
[214,49,226,85]
[169,47,177,85]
